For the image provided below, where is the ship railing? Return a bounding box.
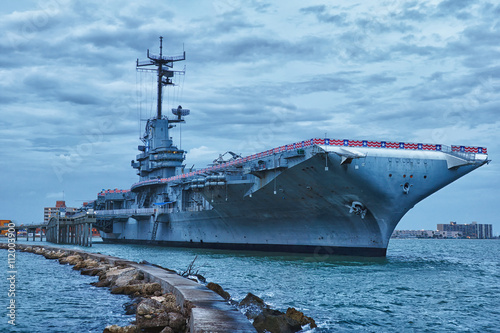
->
[440,145,477,161]
[129,137,487,188]
[96,207,169,216]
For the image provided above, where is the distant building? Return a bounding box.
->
[43,201,78,223]
[392,230,434,238]
[391,229,461,239]
[435,230,462,239]
[437,222,493,239]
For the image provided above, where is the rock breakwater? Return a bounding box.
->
[1,243,315,333]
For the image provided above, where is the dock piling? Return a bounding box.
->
[46,213,95,247]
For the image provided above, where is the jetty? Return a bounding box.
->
[2,243,256,332]
[0,212,95,247]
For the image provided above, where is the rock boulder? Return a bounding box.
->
[286,307,317,328]
[207,282,231,300]
[253,308,302,333]
[102,324,138,333]
[136,298,169,329]
[239,293,269,320]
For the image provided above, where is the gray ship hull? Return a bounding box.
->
[98,145,488,256]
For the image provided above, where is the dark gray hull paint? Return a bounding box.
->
[101,238,387,257]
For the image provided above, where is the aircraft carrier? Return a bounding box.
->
[91,38,489,256]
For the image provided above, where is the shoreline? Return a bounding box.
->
[1,243,316,333]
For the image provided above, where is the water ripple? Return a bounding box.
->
[1,238,499,332]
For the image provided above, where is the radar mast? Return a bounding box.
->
[136,36,186,119]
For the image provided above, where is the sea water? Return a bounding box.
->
[1,239,499,332]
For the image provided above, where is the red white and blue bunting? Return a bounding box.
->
[126,138,487,189]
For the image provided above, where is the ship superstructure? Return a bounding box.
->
[91,38,489,256]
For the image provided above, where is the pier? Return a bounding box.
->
[45,213,96,247]
[0,223,46,242]
[0,213,96,247]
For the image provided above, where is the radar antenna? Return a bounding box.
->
[171,105,190,123]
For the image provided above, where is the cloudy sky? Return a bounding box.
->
[1,0,499,235]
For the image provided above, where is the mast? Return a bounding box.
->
[136,36,186,119]
[157,36,163,119]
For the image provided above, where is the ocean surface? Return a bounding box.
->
[1,238,499,332]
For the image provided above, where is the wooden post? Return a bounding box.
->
[87,223,91,247]
[83,224,86,246]
[84,223,87,247]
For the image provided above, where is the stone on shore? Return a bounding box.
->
[167,312,186,332]
[239,293,269,320]
[136,298,170,329]
[253,308,302,333]
[102,324,138,333]
[110,282,161,296]
[34,247,45,255]
[135,297,187,332]
[113,269,144,287]
[286,307,317,328]
[81,264,111,277]
[101,267,136,285]
[43,250,67,260]
[137,297,165,316]
[151,293,180,313]
[239,293,315,332]
[123,297,143,315]
[59,254,83,265]
[159,326,174,333]
[73,258,100,270]
[206,282,231,301]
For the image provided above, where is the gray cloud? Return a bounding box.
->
[300,5,348,26]
[0,0,498,234]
